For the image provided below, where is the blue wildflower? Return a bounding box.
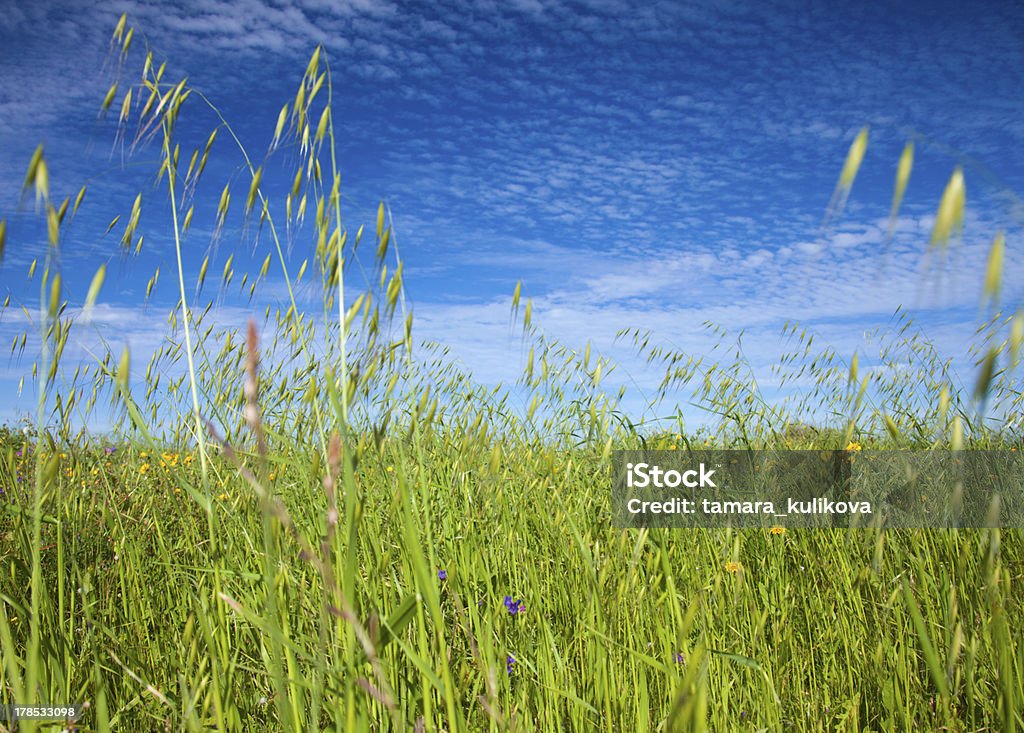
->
[503,596,525,615]
[506,654,515,675]
[437,569,447,581]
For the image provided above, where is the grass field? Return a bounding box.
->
[1,15,1022,732]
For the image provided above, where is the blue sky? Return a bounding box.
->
[1,0,1022,433]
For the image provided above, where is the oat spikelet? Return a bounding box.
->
[245,318,266,455]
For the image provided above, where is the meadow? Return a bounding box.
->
[1,15,1023,732]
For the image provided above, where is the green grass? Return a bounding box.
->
[1,429,1022,731]
[1,14,1022,732]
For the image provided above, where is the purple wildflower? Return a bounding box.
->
[437,569,447,581]
[503,596,525,615]
[673,652,685,664]
[104,446,115,455]
[506,654,515,675]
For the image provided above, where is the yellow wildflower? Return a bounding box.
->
[845,442,862,452]
[139,463,150,475]
[724,561,741,574]
[769,526,786,536]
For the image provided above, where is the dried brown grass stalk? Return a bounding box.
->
[355,677,396,712]
[206,384,399,724]
[322,432,340,555]
[245,318,267,456]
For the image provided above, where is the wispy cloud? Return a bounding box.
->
[1,0,1021,428]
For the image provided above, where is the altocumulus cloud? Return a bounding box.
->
[0,0,1021,427]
